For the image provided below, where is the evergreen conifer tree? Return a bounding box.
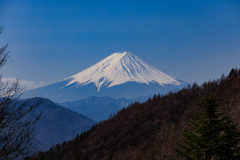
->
[165,96,240,160]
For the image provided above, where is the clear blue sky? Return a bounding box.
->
[0,0,240,90]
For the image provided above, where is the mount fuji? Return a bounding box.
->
[23,52,187,102]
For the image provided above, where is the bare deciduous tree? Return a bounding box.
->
[0,26,42,160]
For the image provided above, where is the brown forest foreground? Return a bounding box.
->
[30,68,240,160]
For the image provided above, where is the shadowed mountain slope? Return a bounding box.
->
[32,69,240,160]
[29,98,96,151]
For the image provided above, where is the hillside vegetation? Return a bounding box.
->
[31,68,240,160]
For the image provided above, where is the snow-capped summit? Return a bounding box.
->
[62,52,182,91]
[23,52,187,102]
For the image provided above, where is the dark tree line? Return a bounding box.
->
[31,68,240,160]
[165,96,240,159]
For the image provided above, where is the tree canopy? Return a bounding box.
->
[167,96,240,160]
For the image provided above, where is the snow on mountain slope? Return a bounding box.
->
[61,52,182,91]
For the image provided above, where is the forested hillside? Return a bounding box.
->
[31,68,240,160]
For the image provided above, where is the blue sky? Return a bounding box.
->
[0,0,240,90]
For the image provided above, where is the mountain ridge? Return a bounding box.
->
[59,96,149,121]
[28,97,96,151]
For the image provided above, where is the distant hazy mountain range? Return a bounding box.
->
[59,96,149,121]
[23,52,187,103]
[29,97,96,151]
